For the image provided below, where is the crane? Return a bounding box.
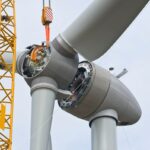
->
[0,0,16,149]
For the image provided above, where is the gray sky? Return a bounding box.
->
[13,0,150,150]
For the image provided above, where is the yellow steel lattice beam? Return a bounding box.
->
[0,0,16,149]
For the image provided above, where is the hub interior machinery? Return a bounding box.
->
[59,61,93,108]
[22,44,51,78]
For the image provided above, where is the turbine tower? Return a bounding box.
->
[0,0,149,150]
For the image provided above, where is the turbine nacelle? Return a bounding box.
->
[59,61,141,125]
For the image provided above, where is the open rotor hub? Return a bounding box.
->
[17,42,79,89]
[22,44,51,78]
[59,61,93,108]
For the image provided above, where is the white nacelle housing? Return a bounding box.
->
[59,61,141,125]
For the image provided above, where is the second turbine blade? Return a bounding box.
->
[60,0,149,61]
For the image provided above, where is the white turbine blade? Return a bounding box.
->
[30,87,56,150]
[1,53,13,64]
[61,0,149,61]
[0,52,21,70]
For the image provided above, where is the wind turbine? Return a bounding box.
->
[1,0,149,150]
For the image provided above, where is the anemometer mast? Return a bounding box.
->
[0,0,16,149]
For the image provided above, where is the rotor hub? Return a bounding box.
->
[17,42,79,89]
[22,44,51,78]
[59,61,93,108]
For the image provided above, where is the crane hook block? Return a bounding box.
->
[42,7,53,25]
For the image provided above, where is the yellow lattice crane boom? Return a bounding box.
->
[0,0,16,149]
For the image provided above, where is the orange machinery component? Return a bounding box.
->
[30,46,44,62]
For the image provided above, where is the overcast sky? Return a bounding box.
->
[12,0,150,150]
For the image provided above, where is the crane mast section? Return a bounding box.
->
[0,0,16,149]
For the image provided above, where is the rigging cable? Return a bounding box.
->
[42,0,53,48]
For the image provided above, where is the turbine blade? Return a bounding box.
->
[60,0,149,61]
[30,86,56,150]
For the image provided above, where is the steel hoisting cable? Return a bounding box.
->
[49,0,51,7]
[43,0,44,7]
[42,0,51,6]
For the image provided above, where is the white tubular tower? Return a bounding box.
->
[90,110,118,150]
